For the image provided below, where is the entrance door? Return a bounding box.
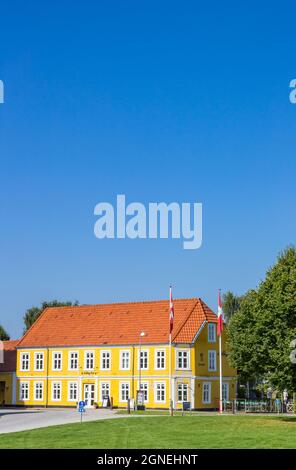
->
[84,384,95,407]
[0,382,5,405]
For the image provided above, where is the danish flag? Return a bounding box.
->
[169,286,174,334]
[217,289,224,336]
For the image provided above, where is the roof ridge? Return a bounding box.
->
[172,298,200,342]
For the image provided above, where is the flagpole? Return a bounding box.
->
[169,286,173,416]
[169,331,172,415]
[219,330,223,413]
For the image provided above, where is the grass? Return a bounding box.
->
[0,415,296,449]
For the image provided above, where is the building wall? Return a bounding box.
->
[0,372,14,405]
[16,323,236,409]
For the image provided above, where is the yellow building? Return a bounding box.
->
[15,298,236,409]
[0,340,18,406]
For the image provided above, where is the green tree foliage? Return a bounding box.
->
[0,325,10,340]
[228,247,296,391]
[222,291,243,323]
[23,300,79,333]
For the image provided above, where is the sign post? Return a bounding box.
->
[78,400,86,423]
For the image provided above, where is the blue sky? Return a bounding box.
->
[0,1,295,339]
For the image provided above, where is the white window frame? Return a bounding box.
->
[19,381,29,401]
[137,381,149,403]
[119,382,130,402]
[208,350,217,372]
[51,381,62,401]
[68,381,78,402]
[154,381,166,403]
[100,382,111,401]
[100,350,111,370]
[34,381,44,401]
[176,349,190,370]
[155,349,166,370]
[202,382,211,404]
[52,351,62,371]
[20,352,30,371]
[222,382,229,401]
[208,323,216,343]
[138,349,149,370]
[68,351,79,371]
[177,383,188,403]
[84,350,95,370]
[119,350,130,370]
[34,352,44,371]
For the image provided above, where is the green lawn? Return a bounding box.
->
[0,415,296,449]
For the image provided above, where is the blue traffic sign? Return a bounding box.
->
[79,407,86,413]
[79,400,86,408]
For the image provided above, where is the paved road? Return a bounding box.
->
[0,408,121,434]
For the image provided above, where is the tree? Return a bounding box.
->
[222,291,243,323]
[23,300,79,332]
[228,247,296,392]
[0,325,10,341]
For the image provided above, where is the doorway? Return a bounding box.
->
[84,383,95,407]
[0,382,5,405]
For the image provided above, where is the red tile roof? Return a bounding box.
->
[0,340,19,372]
[16,298,218,348]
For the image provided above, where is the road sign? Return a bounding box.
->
[79,400,86,408]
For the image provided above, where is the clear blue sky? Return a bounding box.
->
[0,1,295,339]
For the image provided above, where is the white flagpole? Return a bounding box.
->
[219,330,223,413]
[169,286,173,416]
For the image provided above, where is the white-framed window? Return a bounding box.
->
[52,381,61,401]
[84,351,94,370]
[19,382,29,400]
[176,350,190,370]
[222,382,229,401]
[137,381,149,402]
[177,383,188,402]
[208,323,216,343]
[202,382,211,404]
[120,382,130,402]
[34,382,43,401]
[100,350,111,370]
[208,350,217,372]
[155,350,166,370]
[52,352,62,371]
[100,382,110,401]
[120,350,130,370]
[68,382,78,401]
[154,382,166,403]
[20,352,30,371]
[69,351,79,370]
[34,352,44,371]
[138,350,148,370]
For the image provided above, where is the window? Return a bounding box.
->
[138,382,148,402]
[52,382,61,401]
[52,352,62,371]
[120,351,130,370]
[202,382,211,404]
[208,323,216,343]
[100,382,110,401]
[177,383,188,402]
[155,382,166,403]
[177,350,190,370]
[34,382,43,401]
[138,350,148,370]
[120,382,130,402]
[20,382,29,400]
[208,350,217,372]
[69,351,78,370]
[20,353,30,371]
[68,382,78,401]
[101,351,111,370]
[222,383,229,401]
[155,350,165,370]
[34,353,44,371]
[84,351,94,370]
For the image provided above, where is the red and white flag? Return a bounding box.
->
[217,290,224,336]
[169,286,174,334]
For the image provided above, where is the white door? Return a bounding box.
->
[84,384,95,407]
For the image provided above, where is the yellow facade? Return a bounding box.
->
[15,322,236,409]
